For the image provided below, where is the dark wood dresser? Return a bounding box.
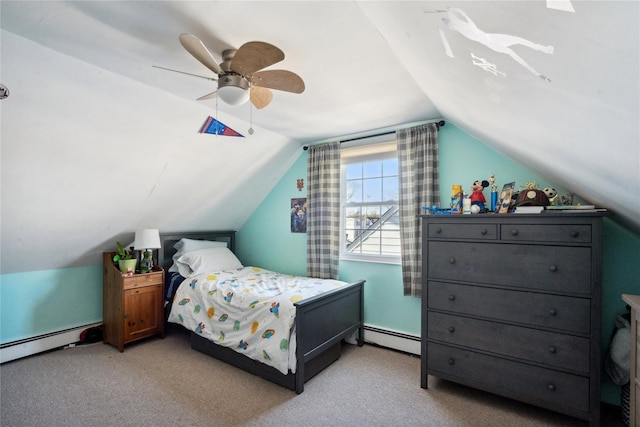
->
[420,212,605,426]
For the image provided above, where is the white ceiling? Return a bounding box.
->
[1,1,639,237]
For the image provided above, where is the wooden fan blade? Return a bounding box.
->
[251,70,305,94]
[250,86,273,109]
[179,33,223,75]
[197,91,218,101]
[230,41,284,75]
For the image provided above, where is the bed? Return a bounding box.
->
[158,230,365,393]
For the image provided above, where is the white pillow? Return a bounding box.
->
[168,238,227,273]
[175,247,243,277]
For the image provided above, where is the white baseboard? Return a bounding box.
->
[1,323,418,363]
[0,322,102,364]
[363,325,421,355]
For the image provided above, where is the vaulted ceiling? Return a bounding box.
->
[1,1,638,272]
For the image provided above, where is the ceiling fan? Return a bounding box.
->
[157,34,305,109]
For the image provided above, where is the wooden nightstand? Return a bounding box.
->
[103,252,165,352]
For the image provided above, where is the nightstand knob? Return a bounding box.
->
[511,229,519,236]
[549,346,557,354]
[549,265,558,272]
[448,327,455,333]
[549,308,557,316]
[448,295,456,301]
[448,358,455,365]
[448,257,456,264]
[570,231,580,238]
[547,383,556,391]
[480,229,488,235]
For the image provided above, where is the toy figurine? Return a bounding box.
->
[470,180,490,212]
[489,173,498,211]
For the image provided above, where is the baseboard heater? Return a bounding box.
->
[0,323,419,363]
[363,325,420,356]
[0,322,102,364]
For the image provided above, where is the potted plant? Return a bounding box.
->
[113,242,137,274]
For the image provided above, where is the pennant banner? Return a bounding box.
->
[199,116,244,137]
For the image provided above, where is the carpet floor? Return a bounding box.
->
[0,324,625,426]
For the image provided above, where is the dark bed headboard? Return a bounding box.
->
[157,231,236,271]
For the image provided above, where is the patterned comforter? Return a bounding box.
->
[168,266,349,374]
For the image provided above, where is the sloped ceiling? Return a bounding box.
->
[1,1,638,273]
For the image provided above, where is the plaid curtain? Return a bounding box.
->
[306,142,341,279]
[397,123,440,297]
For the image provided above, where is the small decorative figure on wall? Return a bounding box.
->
[291,198,307,233]
[297,179,304,191]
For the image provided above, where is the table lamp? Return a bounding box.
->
[133,229,161,273]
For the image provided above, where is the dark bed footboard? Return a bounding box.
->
[294,279,365,393]
[189,279,365,394]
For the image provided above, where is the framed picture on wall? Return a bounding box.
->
[291,198,307,233]
[498,182,515,213]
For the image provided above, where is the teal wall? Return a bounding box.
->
[0,265,102,343]
[237,123,640,405]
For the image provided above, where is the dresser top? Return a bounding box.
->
[419,211,607,221]
[623,294,640,312]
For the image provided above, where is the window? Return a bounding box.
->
[340,137,400,263]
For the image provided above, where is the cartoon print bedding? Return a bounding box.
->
[168,266,349,375]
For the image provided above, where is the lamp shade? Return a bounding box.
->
[133,229,161,250]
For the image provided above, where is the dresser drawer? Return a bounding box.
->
[427,241,591,295]
[428,223,497,240]
[123,271,164,290]
[428,282,591,334]
[427,312,590,373]
[428,342,590,413]
[500,224,591,243]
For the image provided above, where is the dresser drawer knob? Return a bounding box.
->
[549,265,558,272]
[448,257,456,264]
[448,327,455,333]
[549,346,557,354]
[547,383,556,391]
[448,358,455,365]
[435,227,442,234]
[480,229,487,235]
[448,295,456,301]
[549,308,557,316]
[570,231,580,238]
[511,229,519,236]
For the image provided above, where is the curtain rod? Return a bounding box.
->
[303,120,445,150]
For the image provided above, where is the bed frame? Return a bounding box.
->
[158,230,365,394]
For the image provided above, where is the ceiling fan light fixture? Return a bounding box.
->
[217,74,250,106]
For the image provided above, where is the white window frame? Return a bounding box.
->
[340,135,401,265]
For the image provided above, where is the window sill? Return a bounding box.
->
[339,254,401,265]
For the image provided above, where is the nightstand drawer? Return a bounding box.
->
[500,224,591,243]
[427,241,591,295]
[427,312,590,373]
[428,342,589,413]
[123,271,164,289]
[428,223,497,240]
[428,281,591,333]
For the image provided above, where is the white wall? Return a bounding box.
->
[0,30,300,274]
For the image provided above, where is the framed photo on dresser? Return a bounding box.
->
[498,182,515,213]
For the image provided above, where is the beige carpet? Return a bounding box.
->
[0,325,624,426]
